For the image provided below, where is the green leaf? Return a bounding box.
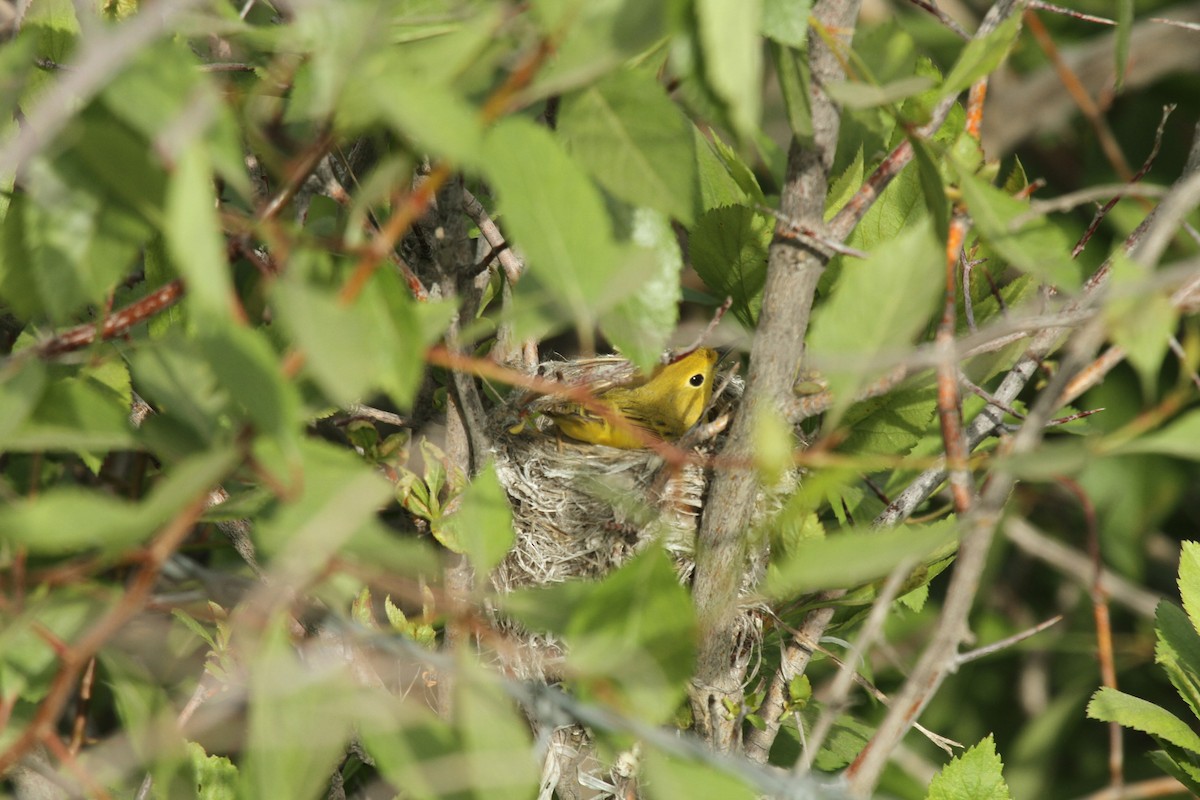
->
[1148,749,1200,796]
[437,461,514,587]
[358,71,484,168]
[825,147,864,221]
[0,359,47,446]
[2,367,136,453]
[690,205,772,328]
[166,143,234,324]
[272,279,375,406]
[196,326,299,443]
[942,12,1022,97]
[1115,0,1133,91]
[825,75,935,109]
[559,69,699,225]
[453,663,539,800]
[806,217,943,423]
[838,383,939,458]
[528,0,670,98]
[695,126,753,212]
[770,41,812,139]
[926,734,1011,800]
[483,117,637,331]
[1105,253,1176,394]
[601,206,683,371]
[1155,601,1200,722]
[251,439,394,580]
[909,134,951,238]
[761,0,811,48]
[1088,686,1200,754]
[765,519,957,597]
[0,446,238,556]
[189,742,239,800]
[242,622,358,800]
[1180,542,1200,637]
[504,548,696,722]
[954,165,1080,290]
[642,748,756,800]
[1113,412,1200,461]
[696,0,763,139]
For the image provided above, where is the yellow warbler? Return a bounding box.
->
[545,348,719,449]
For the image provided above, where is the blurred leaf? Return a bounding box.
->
[996,440,1092,481]
[166,143,234,324]
[437,461,513,588]
[251,439,393,580]
[348,67,484,167]
[642,748,756,800]
[761,0,811,48]
[0,591,95,701]
[3,366,135,453]
[1088,687,1200,754]
[765,519,957,597]
[941,12,1022,97]
[926,734,1011,800]
[1105,253,1176,394]
[909,134,950,238]
[0,359,47,446]
[770,41,812,139]
[196,326,299,444]
[0,446,238,556]
[272,279,376,406]
[954,165,1080,290]
[1113,412,1200,461]
[806,218,943,423]
[559,69,699,224]
[483,117,634,330]
[504,548,695,722]
[825,75,935,109]
[690,205,772,328]
[528,0,670,98]
[601,207,683,371]
[454,662,539,800]
[242,622,358,800]
[1115,0,1133,91]
[696,0,763,139]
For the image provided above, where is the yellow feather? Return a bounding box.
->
[545,348,719,449]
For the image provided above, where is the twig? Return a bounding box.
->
[1024,9,1133,181]
[1071,106,1174,257]
[799,561,916,772]
[905,0,971,39]
[34,281,185,357]
[1004,518,1161,619]
[954,615,1062,667]
[463,186,525,285]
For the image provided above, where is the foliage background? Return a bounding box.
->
[0,0,1199,798]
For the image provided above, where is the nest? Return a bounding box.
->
[488,352,797,620]
[489,355,745,592]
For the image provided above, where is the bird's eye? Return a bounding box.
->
[689,373,705,387]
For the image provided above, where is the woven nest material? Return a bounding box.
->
[487,354,799,794]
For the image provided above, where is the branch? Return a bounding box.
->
[688,0,863,753]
